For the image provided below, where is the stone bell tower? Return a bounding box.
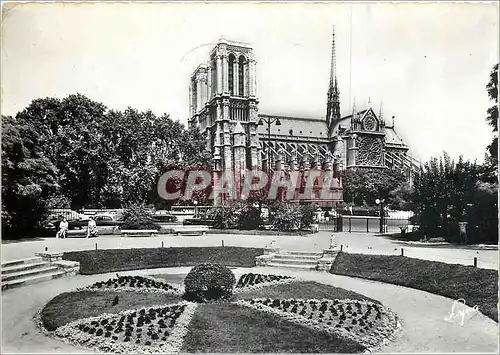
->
[189,37,261,204]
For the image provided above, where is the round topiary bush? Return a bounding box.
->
[183,263,236,303]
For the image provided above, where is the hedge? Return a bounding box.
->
[63,247,263,275]
[330,252,498,322]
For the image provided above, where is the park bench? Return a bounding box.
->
[172,225,209,236]
[120,229,159,238]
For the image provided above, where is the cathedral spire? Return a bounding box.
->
[329,25,337,90]
[379,101,385,126]
[326,25,341,137]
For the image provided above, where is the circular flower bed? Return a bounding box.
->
[37,270,401,353]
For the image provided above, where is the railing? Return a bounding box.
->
[318,214,412,233]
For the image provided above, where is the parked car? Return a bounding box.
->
[93,213,124,227]
[66,213,123,229]
[153,210,178,222]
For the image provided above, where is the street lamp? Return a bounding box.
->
[375,198,385,234]
[193,200,198,219]
[257,116,281,171]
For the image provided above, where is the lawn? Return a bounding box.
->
[331,252,499,322]
[182,303,364,353]
[63,247,263,274]
[148,273,187,286]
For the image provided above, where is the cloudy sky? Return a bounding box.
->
[2,1,498,163]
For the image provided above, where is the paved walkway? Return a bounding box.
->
[2,267,498,353]
[2,232,498,269]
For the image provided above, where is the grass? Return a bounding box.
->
[148,273,187,286]
[40,290,183,331]
[63,247,264,274]
[331,252,499,322]
[181,303,365,353]
[235,280,381,304]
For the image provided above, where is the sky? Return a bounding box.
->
[2,1,498,164]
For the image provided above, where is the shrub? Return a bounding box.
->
[206,206,239,229]
[299,204,316,229]
[120,203,159,230]
[183,263,236,302]
[238,204,262,230]
[270,203,301,231]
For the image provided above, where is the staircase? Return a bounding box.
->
[261,251,324,270]
[2,254,79,291]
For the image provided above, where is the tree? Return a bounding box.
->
[342,168,406,206]
[388,182,413,211]
[2,115,59,237]
[411,153,497,244]
[14,94,210,209]
[486,63,498,166]
[16,94,108,208]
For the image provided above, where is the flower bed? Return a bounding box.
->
[234,273,298,292]
[53,302,197,354]
[38,272,401,353]
[81,276,182,295]
[235,298,400,352]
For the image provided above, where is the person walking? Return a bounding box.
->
[87,217,97,238]
[57,217,69,239]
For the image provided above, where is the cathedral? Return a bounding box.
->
[188,27,415,205]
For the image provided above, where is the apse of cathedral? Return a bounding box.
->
[188,28,414,204]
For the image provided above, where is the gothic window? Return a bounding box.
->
[191,79,197,112]
[357,136,383,166]
[238,55,245,96]
[363,115,377,131]
[211,60,217,97]
[228,54,235,95]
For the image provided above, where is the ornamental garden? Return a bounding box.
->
[36,264,401,353]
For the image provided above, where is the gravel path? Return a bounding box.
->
[1,267,498,353]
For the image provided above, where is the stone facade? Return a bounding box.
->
[189,29,417,205]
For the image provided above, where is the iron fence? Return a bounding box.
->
[319,215,412,233]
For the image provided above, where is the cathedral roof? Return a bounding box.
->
[257,114,328,138]
[384,126,408,148]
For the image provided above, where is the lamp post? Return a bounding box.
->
[257,116,281,171]
[193,200,198,219]
[375,198,385,234]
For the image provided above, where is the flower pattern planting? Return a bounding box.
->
[234,273,297,292]
[82,276,182,294]
[53,302,197,354]
[235,298,400,352]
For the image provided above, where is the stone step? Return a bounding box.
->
[1,270,67,291]
[273,254,320,261]
[1,261,49,274]
[281,251,323,257]
[1,256,44,268]
[269,258,318,266]
[1,265,60,282]
[267,262,318,271]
